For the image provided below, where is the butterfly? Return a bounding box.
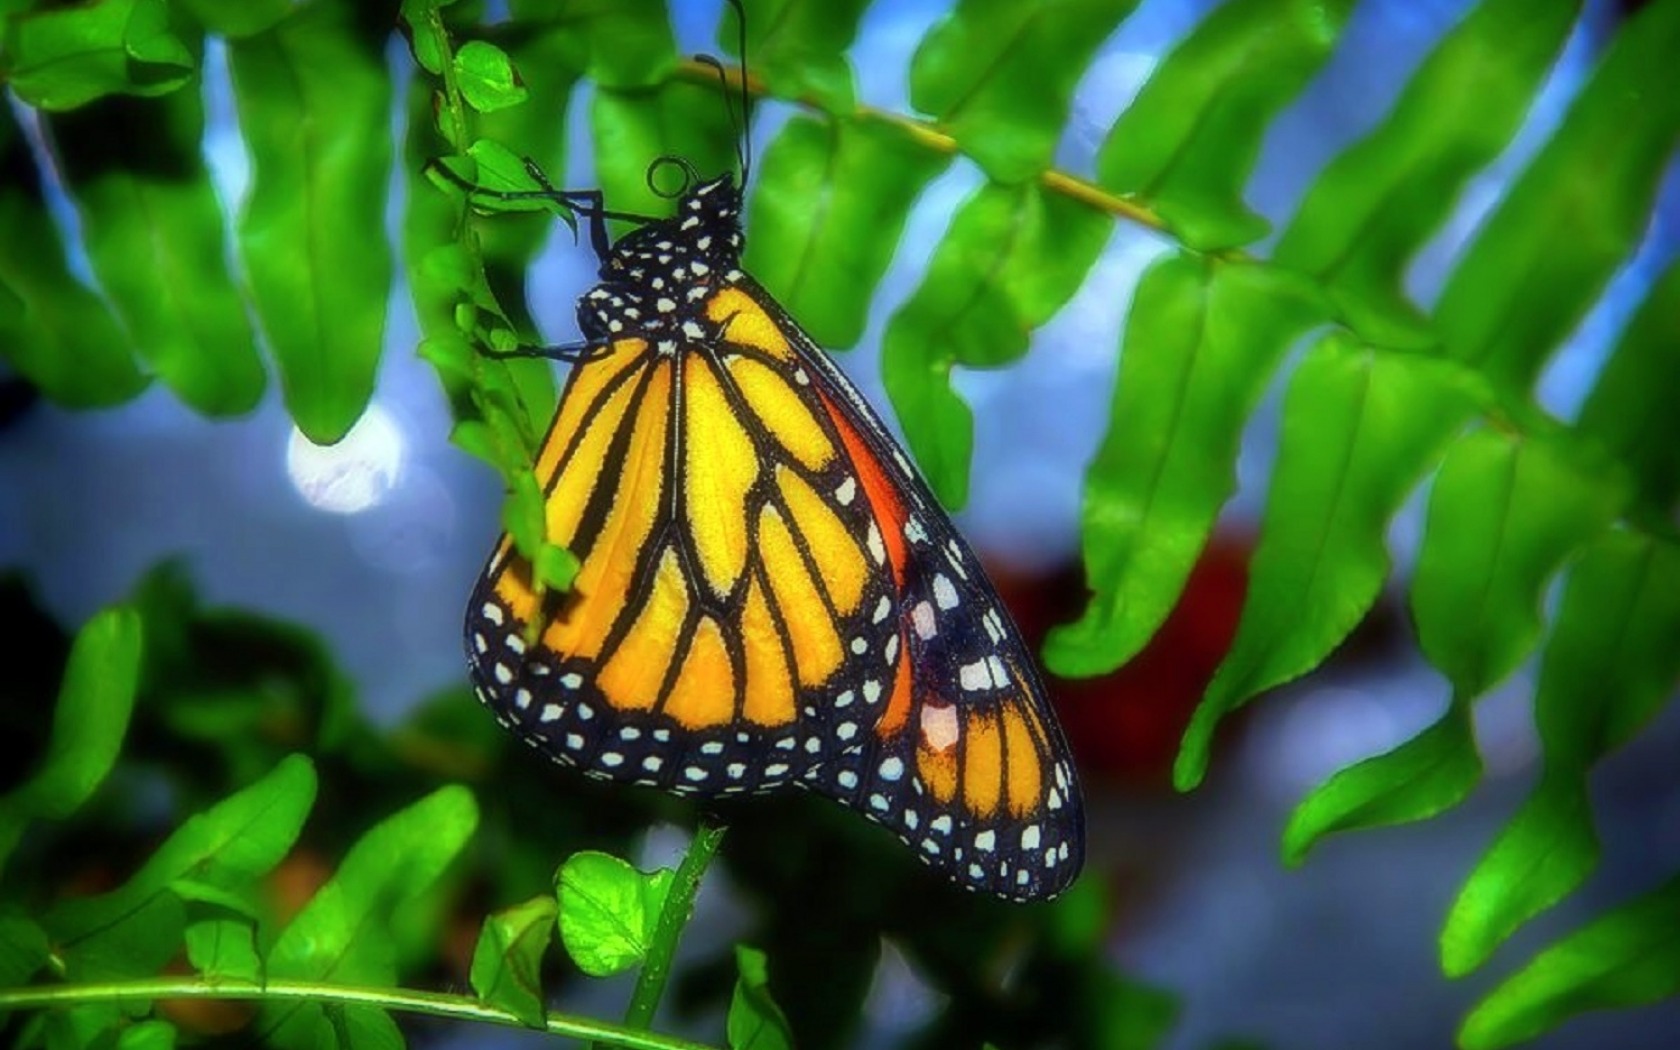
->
[459,50,1084,908]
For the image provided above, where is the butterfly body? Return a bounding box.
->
[467,173,1084,901]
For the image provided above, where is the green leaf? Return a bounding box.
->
[1459,874,1680,1050]
[229,0,393,444]
[45,1005,129,1050]
[1097,0,1357,249]
[1434,0,1680,390]
[44,90,265,416]
[46,754,316,980]
[398,0,448,74]
[0,606,142,871]
[471,26,585,337]
[279,1003,404,1050]
[461,139,552,202]
[727,945,794,1050]
[2,0,194,110]
[0,109,146,407]
[1443,532,1680,976]
[117,1020,176,1050]
[455,40,528,113]
[1575,258,1680,512]
[261,785,477,1047]
[1091,970,1179,1050]
[592,80,738,222]
[727,0,870,113]
[469,895,557,1028]
[1274,0,1579,346]
[1282,703,1481,865]
[1532,530,1680,768]
[175,0,293,38]
[745,115,951,348]
[532,542,581,593]
[1175,335,1480,789]
[555,851,674,978]
[177,878,265,984]
[881,181,1110,509]
[502,469,549,556]
[911,0,1140,184]
[1443,775,1598,979]
[0,911,50,986]
[1045,255,1320,677]
[184,912,264,985]
[576,0,677,90]
[1410,431,1620,698]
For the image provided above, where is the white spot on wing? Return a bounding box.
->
[912,601,937,640]
[988,654,1009,687]
[866,522,886,564]
[932,574,959,610]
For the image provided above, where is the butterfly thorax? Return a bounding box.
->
[577,174,745,354]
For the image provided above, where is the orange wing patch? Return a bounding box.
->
[759,504,844,686]
[663,616,735,729]
[595,545,686,712]
[683,354,757,598]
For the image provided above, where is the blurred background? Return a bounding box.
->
[3,0,1678,1047]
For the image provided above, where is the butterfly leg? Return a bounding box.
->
[477,340,612,364]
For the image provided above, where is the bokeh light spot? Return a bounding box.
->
[286,405,404,514]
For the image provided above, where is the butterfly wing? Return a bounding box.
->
[467,302,903,796]
[722,279,1085,901]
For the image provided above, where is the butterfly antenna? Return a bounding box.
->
[727,0,752,186]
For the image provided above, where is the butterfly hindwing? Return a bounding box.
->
[744,285,1083,900]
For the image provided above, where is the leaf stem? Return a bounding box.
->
[672,58,1170,235]
[0,977,715,1050]
[623,822,728,1032]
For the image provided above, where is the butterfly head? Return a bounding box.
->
[580,171,746,343]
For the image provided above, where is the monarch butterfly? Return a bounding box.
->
[460,26,1084,904]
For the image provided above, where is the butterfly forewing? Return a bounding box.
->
[466,175,1084,901]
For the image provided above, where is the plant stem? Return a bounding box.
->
[0,977,715,1050]
[623,822,728,1032]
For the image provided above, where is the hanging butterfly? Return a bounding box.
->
[457,18,1084,904]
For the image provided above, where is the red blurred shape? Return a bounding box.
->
[991,535,1250,790]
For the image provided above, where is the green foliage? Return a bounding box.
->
[882,182,1110,508]
[0,606,141,870]
[1046,256,1320,677]
[726,946,793,1050]
[469,896,556,1027]
[1459,874,1680,1050]
[1098,0,1358,249]
[228,0,393,444]
[745,116,950,348]
[912,0,1141,184]
[0,582,742,1049]
[3,0,194,110]
[3,0,1678,1046]
[556,852,675,978]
